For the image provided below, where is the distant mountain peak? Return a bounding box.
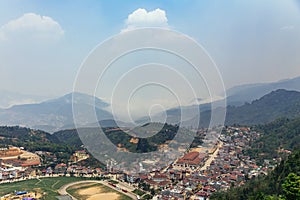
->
[0,92,112,133]
[226,76,300,106]
[45,92,109,108]
[258,89,300,101]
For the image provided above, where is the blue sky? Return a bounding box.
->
[0,0,300,117]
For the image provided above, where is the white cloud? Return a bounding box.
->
[123,8,168,32]
[0,13,64,41]
[280,25,295,31]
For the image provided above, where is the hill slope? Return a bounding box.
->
[145,76,300,126]
[226,76,300,105]
[212,115,300,199]
[155,89,300,128]
[245,116,300,164]
[0,126,74,155]
[54,123,197,153]
[0,92,112,132]
[224,89,300,125]
[211,148,300,200]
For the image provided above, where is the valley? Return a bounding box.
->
[0,89,299,199]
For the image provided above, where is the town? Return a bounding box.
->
[0,125,285,200]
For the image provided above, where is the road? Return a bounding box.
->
[199,141,223,171]
[58,180,137,200]
[0,174,62,184]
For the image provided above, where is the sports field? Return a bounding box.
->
[67,182,132,200]
[0,177,86,199]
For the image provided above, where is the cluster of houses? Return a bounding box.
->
[0,146,41,182]
[0,148,96,182]
[40,163,103,177]
[0,126,280,200]
[121,127,273,199]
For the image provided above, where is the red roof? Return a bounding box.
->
[158,180,170,186]
[56,163,67,168]
[182,152,199,160]
[139,175,148,180]
[196,191,209,197]
[21,160,40,167]
[153,173,167,179]
[177,152,206,165]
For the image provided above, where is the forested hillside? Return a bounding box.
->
[225,89,300,125]
[245,117,300,164]
[54,123,198,153]
[211,115,300,200]
[211,149,300,200]
[0,126,73,152]
[0,126,76,164]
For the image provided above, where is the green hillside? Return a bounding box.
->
[211,115,300,200]
[245,117,300,164]
[0,126,74,152]
[225,89,300,125]
[211,149,300,200]
[0,126,75,163]
[54,123,197,153]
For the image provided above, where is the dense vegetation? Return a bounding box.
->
[245,117,300,164]
[54,123,198,153]
[212,115,300,200]
[166,89,300,128]
[224,89,300,126]
[0,126,74,156]
[53,128,83,148]
[0,123,194,167]
[211,149,300,200]
[106,123,180,153]
[0,126,108,168]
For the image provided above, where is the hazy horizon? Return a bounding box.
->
[1,0,300,118]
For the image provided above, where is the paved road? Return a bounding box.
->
[58,180,137,200]
[200,141,223,171]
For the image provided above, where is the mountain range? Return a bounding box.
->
[224,89,300,125]
[0,76,300,132]
[148,76,300,127]
[0,92,112,132]
[146,89,300,128]
[0,90,49,109]
[226,76,300,105]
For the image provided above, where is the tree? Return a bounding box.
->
[282,173,300,200]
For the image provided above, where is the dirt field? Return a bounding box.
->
[69,183,121,200]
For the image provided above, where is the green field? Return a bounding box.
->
[0,177,88,200]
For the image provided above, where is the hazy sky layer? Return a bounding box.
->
[0,0,300,117]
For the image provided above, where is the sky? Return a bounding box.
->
[0,0,300,118]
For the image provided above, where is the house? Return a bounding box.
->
[153,173,168,182]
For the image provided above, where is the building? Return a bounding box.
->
[0,147,22,157]
[175,152,207,170]
[70,150,89,162]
